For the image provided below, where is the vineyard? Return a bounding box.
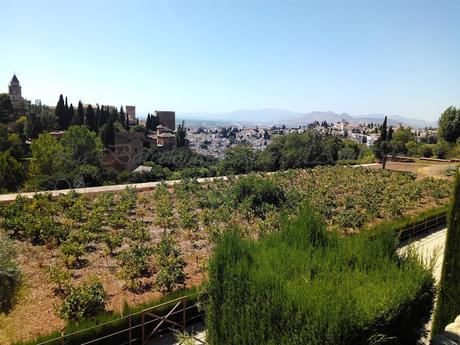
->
[0,166,453,344]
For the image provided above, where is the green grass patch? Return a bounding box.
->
[207,205,435,345]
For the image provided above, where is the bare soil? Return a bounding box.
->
[368,161,459,179]
[0,192,211,345]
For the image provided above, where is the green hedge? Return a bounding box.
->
[432,173,460,335]
[366,204,448,237]
[14,287,201,345]
[207,205,435,345]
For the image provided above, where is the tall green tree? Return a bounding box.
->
[432,173,460,336]
[85,104,97,132]
[390,127,415,155]
[0,94,14,123]
[98,106,108,129]
[60,125,103,167]
[55,94,67,130]
[373,116,391,169]
[24,112,43,139]
[125,112,130,131]
[72,100,85,126]
[96,105,101,130]
[30,132,64,176]
[68,104,75,128]
[100,114,115,148]
[381,116,388,141]
[146,114,158,131]
[64,97,71,129]
[119,106,125,124]
[176,121,187,148]
[221,143,254,174]
[145,114,151,130]
[40,107,58,131]
[6,133,24,159]
[438,106,460,144]
[0,150,25,192]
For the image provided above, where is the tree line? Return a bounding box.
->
[373,111,460,166]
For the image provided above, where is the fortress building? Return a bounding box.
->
[8,74,23,102]
[125,106,136,123]
[154,110,175,131]
[102,131,144,170]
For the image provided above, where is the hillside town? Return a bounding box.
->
[185,120,438,158]
[2,2,460,345]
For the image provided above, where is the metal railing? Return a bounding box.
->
[36,293,205,345]
[397,212,447,242]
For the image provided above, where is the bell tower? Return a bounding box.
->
[8,74,22,102]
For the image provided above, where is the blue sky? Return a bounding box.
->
[1,0,459,120]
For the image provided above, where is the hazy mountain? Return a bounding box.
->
[354,114,437,128]
[179,109,303,123]
[285,111,354,125]
[178,109,437,128]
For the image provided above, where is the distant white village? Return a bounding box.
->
[185,120,437,158]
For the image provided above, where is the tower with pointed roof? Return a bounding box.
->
[8,74,22,102]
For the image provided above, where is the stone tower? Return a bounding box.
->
[8,74,22,102]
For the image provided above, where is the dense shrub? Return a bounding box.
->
[432,173,460,335]
[59,278,108,323]
[0,193,66,245]
[207,205,435,345]
[155,233,186,292]
[0,237,22,311]
[117,242,153,291]
[232,174,287,218]
[44,264,71,297]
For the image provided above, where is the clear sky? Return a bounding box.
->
[1,0,459,120]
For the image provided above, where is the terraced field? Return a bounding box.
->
[0,166,453,344]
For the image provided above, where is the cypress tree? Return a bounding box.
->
[25,112,43,139]
[119,106,125,124]
[146,114,151,130]
[76,100,85,125]
[99,106,108,128]
[373,116,390,169]
[85,104,97,132]
[176,121,187,148]
[105,115,115,148]
[380,116,388,142]
[432,173,460,335]
[55,94,66,130]
[64,97,71,129]
[125,111,130,131]
[96,105,101,130]
[148,114,158,131]
[68,104,75,128]
[111,108,119,125]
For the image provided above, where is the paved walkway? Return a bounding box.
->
[0,176,229,203]
[399,225,447,283]
[0,164,381,203]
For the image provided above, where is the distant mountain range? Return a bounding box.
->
[178,109,438,128]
